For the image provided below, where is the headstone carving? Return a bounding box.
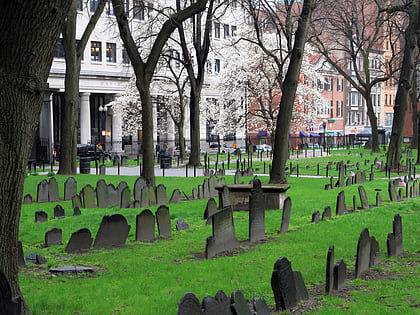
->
[156,184,167,206]
[369,236,381,267]
[135,209,155,242]
[45,228,62,247]
[280,197,291,233]
[231,290,252,315]
[35,211,48,223]
[37,179,49,203]
[335,191,346,215]
[176,219,189,231]
[93,214,130,249]
[64,177,77,201]
[249,179,265,242]
[81,184,96,208]
[96,179,109,208]
[387,213,403,257]
[120,186,131,208]
[48,177,59,202]
[23,194,32,204]
[0,270,22,315]
[205,206,240,259]
[358,186,369,209]
[204,198,218,225]
[333,259,346,291]
[53,205,65,219]
[65,228,93,254]
[322,206,331,220]
[169,189,181,204]
[134,177,146,202]
[156,205,171,237]
[325,245,334,294]
[355,228,371,278]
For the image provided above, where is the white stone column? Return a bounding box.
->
[111,94,123,154]
[80,92,91,144]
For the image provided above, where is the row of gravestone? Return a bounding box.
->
[177,256,309,314]
[324,168,368,191]
[203,179,292,259]
[34,205,81,223]
[189,175,224,200]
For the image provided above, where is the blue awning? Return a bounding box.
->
[310,133,320,137]
[299,131,308,137]
[257,131,268,137]
[325,131,335,136]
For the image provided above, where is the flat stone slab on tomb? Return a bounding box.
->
[49,266,95,275]
[215,184,290,211]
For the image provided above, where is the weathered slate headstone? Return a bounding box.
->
[325,245,334,294]
[375,192,382,207]
[209,175,218,197]
[205,206,240,259]
[231,290,252,315]
[249,179,265,242]
[135,209,155,242]
[0,270,21,315]
[322,206,332,220]
[252,297,270,315]
[346,176,353,186]
[48,177,59,202]
[351,195,357,212]
[73,206,81,216]
[81,184,96,208]
[293,270,309,302]
[192,188,198,200]
[280,197,292,233]
[234,170,240,185]
[333,259,346,291]
[113,155,120,166]
[177,292,202,315]
[387,214,403,257]
[37,179,49,203]
[271,257,297,310]
[335,191,346,215]
[358,186,369,209]
[64,177,77,201]
[139,185,150,208]
[72,194,82,209]
[355,228,371,278]
[369,236,381,267]
[156,205,171,237]
[198,185,204,199]
[388,181,397,202]
[107,184,119,207]
[96,179,109,208]
[53,205,65,219]
[23,194,33,204]
[202,290,232,314]
[25,253,47,264]
[204,198,218,225]
[169,189,181,204]
[121,155,128,166]
[120,186,131,208]
[176,219,189,231]
[220,185,231,209]
[99,164,106,175]
[156,184,167,206]
[203,178,211,198]
[116,181,129,206]
[65,228,93,254]
[311,211,320,223]
[93,214,130,249]
[148,185,157,206]
[134,177,146,202]
[35,211,48,223]
[17,241,25,267]
[45,228,62,247]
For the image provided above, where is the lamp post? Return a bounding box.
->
[322,120,327,152]
[99,105,107,149]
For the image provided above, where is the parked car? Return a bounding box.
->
[220,144,235,154]
[307,143,322,149]
[207,143,219,154]
[256,144,272,152]
[76,144,112,161]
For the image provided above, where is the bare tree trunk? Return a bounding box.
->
[366,96,380,152]
[188,86,203,165]
[0,1,72,313]
[269,0,315,184]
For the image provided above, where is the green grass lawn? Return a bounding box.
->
[19,149,419,314]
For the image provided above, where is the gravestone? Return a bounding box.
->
[93,214,131,249]
[25,253,47,264]
[72,194,82,209]
[333,259,346,291]
[322,206,331,220]
[45,228,62,247]
[198,185,204,199]
[17,241,25,267]
[37,179,49,203]
[23,194,33,204]
[203,178,211,198]
[205,206,240,259]
[53,205,65,219]
[358,186,369,209]
[252,297,270,315]
[156,184,167,206]
[0,270,22,315]
[293,271,309,302]
[48,177,59,202]
[156,205,171,237]
[324,184,332,190]
[231,290,252,315]
[209,175,219,197]
[220,186,231,209]
[148,185,157,206]
[311,211,320,223]
[35,211,48,223]
[234,170,240,185]
[113,155,120,166]
[249,179,265,242]
[375,192,382,207]
[176,219,189,231]
[271,257,297,310]
[202,290,232,314]
[120,186,131,208]
[73,206,81,216]
[346,177,353,186]
[96,179,109,208]
[99,164,106,175]
[169,189,181,204]
[81,184,96,208]
[387,214,403,257]
[335,191,346,215]
[388,181,397,202]
[116,181,129,207]
[325,245,334,294]
[280,197,291,233]
[65,228,93,254]
[192,188,198,200]
[107,184,119,207]
[139,185,150,208]
[177,292,202,315]
[134,177,146,202]
[204,198,218,225]
[355,228,371,278]
[369,236,381,267]
[135,209,155,242]
[64,177,77,201]
[121,155,128,165]
[336,165,345,187]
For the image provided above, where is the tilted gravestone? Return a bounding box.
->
[53,205,65,219]
[177,292,202,315]
[202,290,231,314]
[135,209,155,242]
[93,214,131,249]
[0,270,22,315]
[231,290,252,315]
[249,179,265,242]
[116,181,129,207]
[81,184,96,208]
[333,259,346,291]
[252,297,270,315]
[156,184,167,206]
[120,186,131,208]
[45,228,62,247]
[139,185,150,208]
[358,186,369,209]
[23,194,33,204]
[369,236,381,267]
[176,219,189,231]
[64,177,77,201]
[322,206,331,220]
[311,211,320,223]
[156,205,171,237]
[205,206,240,259]
[355,228,371,278]
[375,192,382,207]
[37,179,49,203]
[325,245,334,294]
[35,211,48,223]
[148,185,157,206]
[198,185,204,199]
[96,179,109,208]
[271,257,298,310]
[192,188,198,200]
[107,184,119,207]
[17,241,25,267]
[73,206,82,216]
[220,185,231,209]
[72,194,83,209]
[335,191,346,215]
[134,177,146,202]
[65,228,93,254]
[204,198,218,225]
[387,213,403,257]
[388,181,398,202]
[169,189,181,204]
[280,197,292,233]
[48,177,59,202]
[293,270,309,302]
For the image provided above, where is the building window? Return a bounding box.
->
[215,59,220,73]
[91,41,102,62]
[90,0,99,12]
[324,77,332,91]
[133,0,145,20]
[206,60,212,73]
[54,38,65,59]
[214,22,220,38]
[231,25,237,37]
[122,45,130,64]
[106,0,114,15]
[77,0,83,11]
[106,43,116,63]
[336,100,342,117]
[223,24,230,38]
[385,113,393,126]
[174,51,180,68]
[329,100,333,117]
[337,78,343,91]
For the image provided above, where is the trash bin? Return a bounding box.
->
[160,152,171,169]
[79,157,91,174]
